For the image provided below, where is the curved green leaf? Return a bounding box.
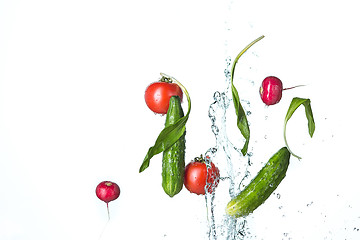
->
[283,97,315,159]
[139,74,191,173]
[231,35,264,155]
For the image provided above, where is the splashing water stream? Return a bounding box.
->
[204,57,252,240]
[196,1,360,239]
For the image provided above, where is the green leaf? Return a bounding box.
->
[283,97,315,159]
[139,74,191,173]
[231,35,264,155]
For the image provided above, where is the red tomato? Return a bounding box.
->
[144,82,183,114]
[184,160,220,195]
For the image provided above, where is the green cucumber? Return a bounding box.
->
[162,96,186,197]
[226,147,290,218]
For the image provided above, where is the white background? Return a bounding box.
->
[1,0,359,239]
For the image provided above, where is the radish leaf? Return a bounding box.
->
[283,97,315,159]
[231,35,264,156]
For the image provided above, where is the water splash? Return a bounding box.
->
[204,58,252,240]
[201,58,360,239]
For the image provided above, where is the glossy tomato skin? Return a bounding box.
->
[259,76,283,105]
[145,82,183,114]
[96,181,120,203]
[184,161,220,195]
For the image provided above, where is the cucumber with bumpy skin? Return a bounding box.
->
[226,147,290,218]
[162,96,186,197]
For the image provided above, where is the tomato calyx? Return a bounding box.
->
[193,154,206,163]
[194,154,215,170]
[159,74,173,84]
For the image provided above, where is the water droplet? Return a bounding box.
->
[213,91,221,102]
[225,56,232,65]
[212,125,219,135]
[277,193,281,199]
[224,69,231,78]
[208,107,216,119]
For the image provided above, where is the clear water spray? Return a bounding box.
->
[204,57,252,240]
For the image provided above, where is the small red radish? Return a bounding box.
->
[96,181,120,219]
[260,76,304,105]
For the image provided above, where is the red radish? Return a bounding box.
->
[96,181,120,219]
[259,76,304,105]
